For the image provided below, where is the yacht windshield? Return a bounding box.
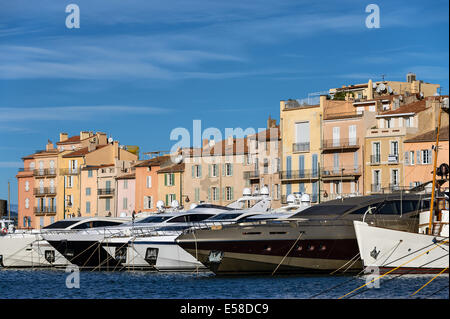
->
[43,220,79,229]
[194,204,235,211]
[136,216,173,224]
[206,213,243,221]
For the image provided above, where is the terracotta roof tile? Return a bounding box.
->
[56,135,81,145]
[63,145,107,158]
[133,155,171,167]
[404,126,449,143]
[380,99,427,116]
[157,162,185,173]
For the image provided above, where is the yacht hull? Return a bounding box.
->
[353,221,449,274]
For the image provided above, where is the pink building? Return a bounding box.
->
[116,173,136,216]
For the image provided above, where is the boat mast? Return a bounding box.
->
[427,105,443,235]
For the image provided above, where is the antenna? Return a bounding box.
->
[381,74,386,81]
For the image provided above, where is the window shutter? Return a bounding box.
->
[165,194,168,206]
[171,173,175,185]
[208,165,211,177]
[222,164,225,176]
[199,165,202,178]
[164,173,167,186]
[428,149,432,164]
[208,188,211,201]
[231,187,234,200]
[222,188,225,201]
[417,151,421,164]
[230,164,233,176]
[192,166,195,178]
[404,152,409,165]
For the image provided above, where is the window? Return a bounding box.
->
[86,187,91,196]
[390,141,399,156]
[210,164,218,177]
[124,180,128,189]
[50,217,55,224]
[144,196,153,209]
[391,169,399,186]
[213,187,219,201]
[193,165,202,178]
[25,198,29,209]
[86,201,91,214]
[225,163,233,176]
[225,186,233,201]
[410,151,415,165]
[25,181,29,191]
[194,188,200,202]
[106,180,111,190]
[88,170,93,177]
[165,173,175,186]
[105,198,111,211]
[66,195,73,207]
[372,142,381,163]
[276,184,280,200]
[146,176,152,188]
[263,158,269,174]
[386,118,391,128]
[404,151,410,165]
[66,176,73,188]
[123,197,128,210]
[421,150,432,164]
[405,117,411,127]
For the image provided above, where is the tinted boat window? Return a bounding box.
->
[395,200,420,214]
[376,201,399,215]
[293,205,356,217]
[92,221,123,228]
[167,214,215,223]
[43,220,79,229]
[207,213,243,221]
[136,216,172,224]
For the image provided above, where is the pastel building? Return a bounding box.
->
[404,126,449,189]
[245,118,282,208]
[279,98,323,203]
[134,155,170,213]
[157,162,185,208]
[364,96,448,194]
[181,136,251,207]
[116,173,136,217]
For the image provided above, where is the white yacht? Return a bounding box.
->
[354,192,449,274]
[0,217,129,268]
[42,187,274,270]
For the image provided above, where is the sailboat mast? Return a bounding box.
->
[8,180,11,221]
[427,106,443,235]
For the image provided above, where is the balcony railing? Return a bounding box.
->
[387,154,399,164]
[60,168,79,175]
[292,142,310,153]
[371,184,382,193]
[321,166,361,177]
[370,155,381,165]
[33,168,57,177]
[33,187,57,196]
[34,206,57,215]
[322,138,359,151]
[98,188,115,196]
[280,169,318,180]
[243,171,260,179]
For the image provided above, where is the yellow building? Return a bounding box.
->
[157,162,185,208]
[279,97,324,203]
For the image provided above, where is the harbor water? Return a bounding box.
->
[0,269,448,299]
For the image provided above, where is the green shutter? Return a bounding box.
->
[165,194,168,206]
[231,187,234,200]
[164,173,167,186]
[208,188,211,201]
[230,164,233,176]
[172,173,175,185]
[208,165,211,177]
[192,166,195,178]
[222,188,225,201]
[199,165,202,178]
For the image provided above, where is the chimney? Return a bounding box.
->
[113,141,119,159]
[227,135,234,146]
[80,131,91,140]
[46,140,54,151]
[59,133,68,142]
[367,79,373,100]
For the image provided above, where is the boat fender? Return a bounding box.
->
[1,228,7,235]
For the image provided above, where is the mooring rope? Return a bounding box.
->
[410,267,449,297]
[271,231,304,276]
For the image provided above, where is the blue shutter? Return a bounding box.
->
[312,182,318,202]
[286,184,292,195]
[286,156,292,179]
[299,183,305,193]
[299,155,304,178]
[312,154,318,177]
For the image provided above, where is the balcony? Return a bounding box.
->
[280,169,318,181]
[321,166,361,181]
[322,138,359,152]
[292,142,310,153]
[60,168,79,175]
[243,171,260,180]
[98,188,115,196]
[34,206,57,216]
[387,154,399,164]
[370,155,381,165]
[33,168,57,178]
[371,184,382,193]
[33,187,57,196]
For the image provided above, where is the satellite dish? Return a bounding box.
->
[301,193,311,203]
[378,83,386,92]
[372,82,377,89]
[174,155,183,164]
[286,194,296,204]
[171,200,180,208]
[156,200,165,210]
[108,137,114,144]
[242,188,251,196]
[260,186,269,196]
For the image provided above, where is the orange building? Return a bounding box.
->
[404,126,449,189]
[134,155,170,213]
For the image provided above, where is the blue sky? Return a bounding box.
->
[0,0,449,201]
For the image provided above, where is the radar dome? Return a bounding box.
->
[171,200,180,208]
[156,200,165,210]
[260,186,269,196]
[242,188,251,196]
[301,193,310,202]
[286,194,296,204]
